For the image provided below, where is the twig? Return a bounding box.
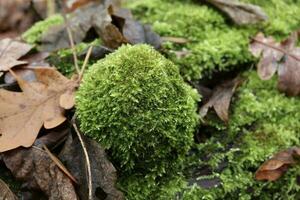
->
[72,116,93,200]
[59,1,80,75]
[47,0,56,17]
[251,37,300,62]
[79,46,93,81]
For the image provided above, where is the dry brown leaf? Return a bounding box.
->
[43,145,77,183]
[2,133,78,200]
[200,77,243,123]
[0,178,17,200]
[59,133,124,200]
[0,38,32,71]
[250,31,300,96]
[205,0,268,25]
[40,2,123,51]
[0,68,78,152]
[41,2,161,51]
[0,0,47,32]
[249,33,282,80]
[255,147,300,181]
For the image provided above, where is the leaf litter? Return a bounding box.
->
[250,31,300,96]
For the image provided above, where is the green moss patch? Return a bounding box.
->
[183,71,300,199]
[126,0,300,80]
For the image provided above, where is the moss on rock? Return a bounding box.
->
[183,71,300,199]
[22,14,63,44]
[76,44,199,199]
[126,0,300,80]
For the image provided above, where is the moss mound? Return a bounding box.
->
[126,0,300,80]
[76,44,199,198]
[183,71,300,199]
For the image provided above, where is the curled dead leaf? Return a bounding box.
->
[255,147,300,181]
[200,77,243,123]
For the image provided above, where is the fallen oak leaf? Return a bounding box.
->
[205,0,268,25]
[43,144,77,183]
[200,77,243,123]
[0,68,78,152]
[59,132,124,200]
[255,147,300,181]
[0,178,17,200]
[4,52,50,84]
[2,134,78,200]
[0,38,32,71]
[250,31,300,96]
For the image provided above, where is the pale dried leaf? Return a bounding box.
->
[0,68,78,152]
[0,38,32,71]
[249,31,300,96]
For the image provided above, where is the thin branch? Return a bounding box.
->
[251,37,300,62]
[79,46,93,81]
[59,1,80,75]
[72,116,93,200]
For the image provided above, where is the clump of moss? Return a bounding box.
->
[76,44,199,198]
[183,71,300,199]
[126,0,300,80]
[22,14,63,44]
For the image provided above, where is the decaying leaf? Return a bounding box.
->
[2,133,78,200]
[0,178,17,200]
[250,31,300,96]
[255,147,300,181]
[0,0,47,32]
[200,77,243,123]
[59,133,124,200]
[41,2,161,51]
[40,2,124,51]
[205,0,268,25]
[0,38,32,71]
[0,68,78,152]
[110,7,161,49]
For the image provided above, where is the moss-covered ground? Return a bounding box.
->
[21,0,300,199]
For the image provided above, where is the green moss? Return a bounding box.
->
[183,71,300,199]
[76,44,199,199]
[126,0,300,80]
[22,14,63,44]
